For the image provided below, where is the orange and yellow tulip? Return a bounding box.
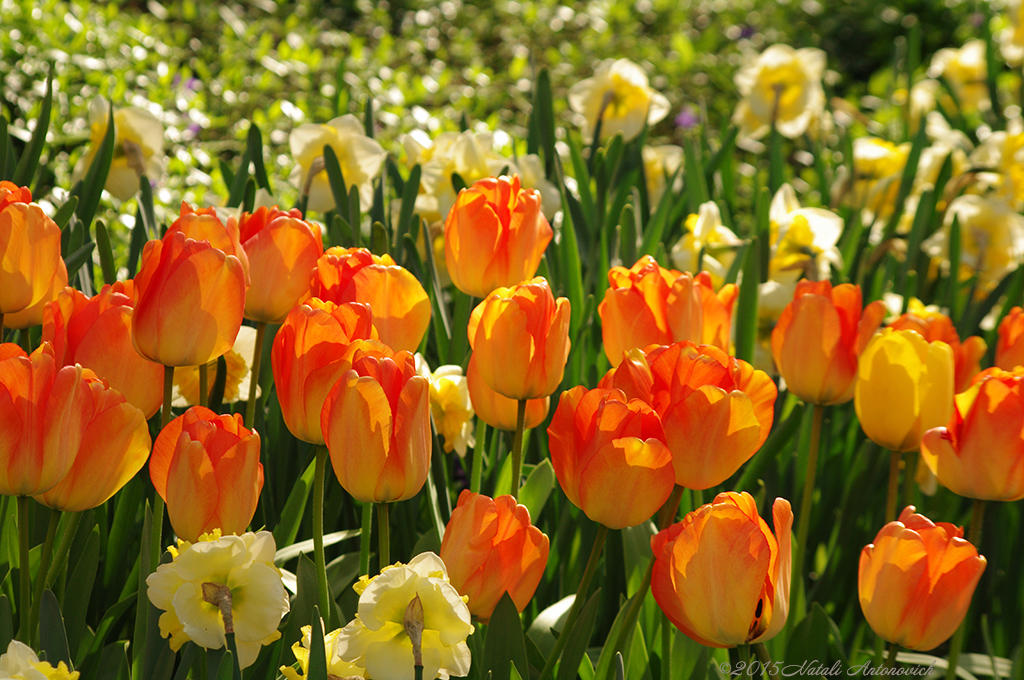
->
[547,386,674,529]
[443,174,552,298]
[439,490,550,622]
[270,299,378,445]
[466,354,549,431]
[0,182,65,319]
[771,280,885,405]
[468,277,570,400]
[921,367,1024,500]
[239,206,324,323]
[889,299,986,392]
[150,405,263,542]
[996,306,1024,371]
[859,506,986,651]
[311,247,431,352]
[651,492,792,648]
[163,202,250,282]
[321,347,431,503]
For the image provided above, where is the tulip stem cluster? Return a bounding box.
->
[28,509,60,647]
[886,450,901,523]
[244,322,267,429]
[377,502,391,568]
[944,499,987,680]
[792,403,825,617]
[312,445,332,625]
[510,399,527,500]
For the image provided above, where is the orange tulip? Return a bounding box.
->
[996,306,1024,371]
[321,348,431,503]
[466,354,549,431]
[665,271,738,353]
[651,492,792,648]
[600,342,776,490]
[239,206,324,323]
[36,373,151,511]
[43,282,164,418]
[133,230,247,367]
[0,182,65,318]
[443,174,553,298]
[271,299,378,445]
[468,277,571,400]
[2,259,68,330]
[164,202,251,283]
[770,280,885,405]
[150,406,263,542]
[920,367,1024,500]
[889,299,985,392]
[859,506,986,651]
[311,246,431,352]
[439,490,550,622]
[547,386,674,529]
[0,342,92,497]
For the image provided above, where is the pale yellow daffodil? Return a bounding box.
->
[280,623,365,680]
[568,58,670,143]
[768,184,843,282]
[670,201,742,288]
[72,98,164,201]
[643,145,684,210]
[289,114,385,214]
[171,325,260,407]
[1002,0,1024,65]
[970,116,1024,209]
[0,641,79,680]
[416,355,476,457]
[928,40,989,113]
[835,137,910,224]
[732,44,826,141]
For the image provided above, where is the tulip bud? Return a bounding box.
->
[0,182,65,318]
[466,354,549,431]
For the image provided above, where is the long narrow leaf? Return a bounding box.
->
[13,63,53,187]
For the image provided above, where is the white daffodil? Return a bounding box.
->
[643,145,684,210]
[0,640,79,680]
[669,201,743,288]
[172,325,260,407]
[1002,0,1024,65]
[280,622,365,680]
[970,116,1024,209]
[146,530,290,669]
[289,114,385,214]
[415,355,476,457]
[568,58,670,143]
[835,137,910,224]
[928,40,989,113]
[72,98,164,201]
[768,184,843,282]
[731,44,826,141]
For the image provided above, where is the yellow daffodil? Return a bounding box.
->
[72,98,164,201]
[146,530,290,669]
[928,40,989,113]
[970,116,1024,209]
[280,622,365,680]
[0,641,79,680]
[334,552,474,680]
[568,58,670,143]
[1001,0,1024,65]
[669,201,743,287]
[172,325,260,407]
[732,44,826,141]
[768,184,842,282]
[643,145,684,209]
[835,137,910,224]
[289,114,385,214]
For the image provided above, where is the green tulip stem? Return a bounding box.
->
[792,402,824,619]
[377,502,391,569]
[16,496,30,643]
[471,421,486,495]
[739,644,753,680]
[244,322,267,429]
[150,364,175,573]
[902,451,916,514]
[884,642,899,671]
[945,499,986,680]
[537,524,609,680]
[198,363,209,408]
[28,509,60,647]
[359,501,372,577]
[754,642,780,680]
[44,509,82,587]
[886,449,901,522]
[313,444,331,625]
[657,485,685,530]
[510,399,527,500]
[661,612,673,680]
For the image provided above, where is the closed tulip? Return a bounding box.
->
[890,299,986,392]
[921,368,1024,500]
[164,202,251,283]
[859,506,986,651]
[547,386,674,529]
[311,247,431,352]
[43,282,164,418]
[0,182,64,319]
[271,299,378,445]
[466,354,549,431]
[468,277,571,400]
[321,348,431,503]
[439,491,550,622]
[443,174,552,298]
[651,492,792,648]
[771,280,885,405]
[239,206,324,323]
[855,329,954,452]
[36,374,151,511]
[666,270,738,353]
[150,406,263,542]
[0,342,92,497]
[996,306,1024,370]
[133,230,247,367]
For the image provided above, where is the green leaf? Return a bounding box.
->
[308,606,329,680]
[784,603,831,669]
[38,590,71,668]
[94,220,117,285]
[553,156,585,337]
[683,136,709,213]
[248,123,272,192]
[13,63,53,187]
[483,593,528,680]
[534,69,556,176]
[52,196,79,232]
[273,454,317,551]
[64,525,99,663]
[371,220,390,256]
[274,529,361,566]
[0,117,14,181]
[226,126,254,208]
[323,145,350,221]
[73,99,115,231]
[396,164,422,265]
[215,646,236,680]
[768,125,784,196]
[278,555,319,673]
[127,206,149,277]
[364,98,375,138]
[733,238,759,365]
[0,595,12,653]
[526,594,574,657]
[90,641,130,680]
[64,242,96,281]
[556,589,601,680]
[518,459,555,522]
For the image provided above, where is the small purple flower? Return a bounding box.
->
[675,106,699,129]
[740,24,756,40]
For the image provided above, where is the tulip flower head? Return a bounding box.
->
[890,298,986,393]
[147,530,289,669]
[996,306,1024,371]
[0,182,65,319]
[859,506,986,651]
[72,97,164,201]
[334,552,474,680]
[466,353,549,431]
[568,58,671,143]
[0,640,79,680]
[732,44,827,141]
[651,492,792,647]
[289,114,386,213]
[440,491,550,622]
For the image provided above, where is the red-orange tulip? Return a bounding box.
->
[133,230,247,367]
[439,490,550,622]
[239,206,324,323]
[770,280,885,405]
[36,373,151,511]
[921,367,1024,500]
[466,354,549,431]
[889,299,985,393]
[859,506,985,651]
[321,348,431,503]
[600,342,776,490]
[468,277,571,400]
[311,246,431,352]
[443,174,553,298]
[548,386,674,529]
[150,406,263,542]
[43,282,164,418]
[0,342,91,497]
[164,202,251,283]
[651,492,792,648]
[996,306,1024,371]
[271,299,378,445]
[0,182,64,318]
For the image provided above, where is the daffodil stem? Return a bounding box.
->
[884,643,899,670]
[510,399,527,500]
[359,501,372,578]
[16,496,31,643]
[313,444,331,625]
[753,643,779,680]
[792,402,824,620]
[244,322,267,429]
[198,363,209,408]
[28,509,60,647]
[886,449,900,523]
[377,502,391,568]
[537,524,609,680]
[945,499,986,680]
